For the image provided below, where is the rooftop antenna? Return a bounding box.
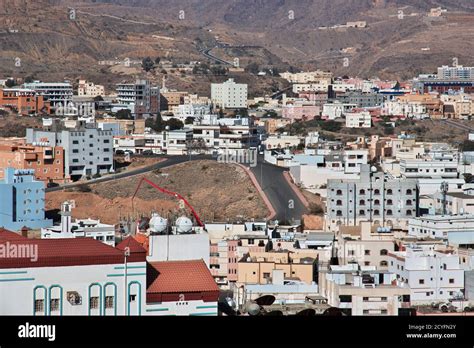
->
[440,181,449,215]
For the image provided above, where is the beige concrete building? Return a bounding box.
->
[237,251,316,285]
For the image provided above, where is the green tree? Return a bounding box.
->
[320,120,341,133]
[5,79,16,88]
[145,113,164,132]
[116,109,132,120]
[184,117,194,125]
[142,56,155,72]
[165,118,184,131]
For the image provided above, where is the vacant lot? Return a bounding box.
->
[46,160,268,224]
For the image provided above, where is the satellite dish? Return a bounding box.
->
[149,213,167,233]
[176,216,193,233]
[254,295,276,307]
[295,308,316,316]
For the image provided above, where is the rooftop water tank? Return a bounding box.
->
[149,213,168,233]
[176,216,193,234]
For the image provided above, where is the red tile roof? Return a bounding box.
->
[116,236,147,255]
[0,229,26,241]
[147,260,219,294]
[0,238,131,269]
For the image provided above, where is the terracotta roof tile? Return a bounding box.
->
[116,236,147,254]
[0,229,26,241]
[147,260,219,294]
[0,238,127,269]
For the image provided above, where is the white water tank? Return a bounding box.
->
[149,214,168,233]
[176,216,193,234]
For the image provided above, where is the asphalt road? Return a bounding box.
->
[48,154,308,222]
[250,157,307,223]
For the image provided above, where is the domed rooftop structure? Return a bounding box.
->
[176,216,193,234]
[149,213,168,233]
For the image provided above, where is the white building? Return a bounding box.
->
[23,81,73,109]
[345,111,371,128]
[408,215,474,246]
[322,102,356,120]
[318,264,411,316]
[77,80,105,97]
[389,245,464,304]
[0,230,219,316]
[400,159,458,179]
[211,78,248,109]
[437,65,474,80]
[41,201,116,246]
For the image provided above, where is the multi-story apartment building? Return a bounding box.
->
[318,264,411,316]
[192,115,258,155]
[400,159,458,179]
[0,88,50,115]
[0,168,52,231]
[408,215,474,246]
[0,142,64,183]
[26,126,114,180]
[280,70,332,84]
[23,81,73,109]
[237,250,317,285]
[326,165,418,231]
[389,245,464,304]
[345,111,372,128]
[77,80,105,97]
[211,78,248,109]
[438,65,474,80]
[116,79,160,118]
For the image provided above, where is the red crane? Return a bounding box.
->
[131,177,204,227]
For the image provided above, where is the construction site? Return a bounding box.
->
[45,160,269,230]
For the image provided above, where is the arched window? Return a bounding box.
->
[387,199,393,205]
[336,200,343,206]
[380,249,388,256]
[406,200,412,206]
[374,189,380,195]
[359,189,366,195]
[380,261,388,267]
[359,200,366,206]
[374,210,380,216]
[336,190,343,196]
[374,199,380,205]
[406,210,412,216]
[336,210,343,217]
[387,189,393,195]
[406,189,413,195]
[359,210,365,215]
[387,210,393,216]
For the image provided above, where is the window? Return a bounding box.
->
[35,299,44,313]
[360,200,365,206]
[359,210,365,215]
[380,249,388,256]
[387,199,393,205]
[387,189,393,195]
[129,294,137,302]
[263,272,270,279]
[406,189,413,195]
[50,299,60,312]
[336,190,343,196]
[363,310,369,315]
[419,279,425,285]
[374,210,380,216]
[73,140,79,145]
[374,200,380,205]
[248,239,255,245]
[449,279,455,284]
[365,250,370,256]
[406,200,412,206]
[89,297,99,309]
[363,297,369,302]
[381,309,388,315]
[406,210,412,216]
[339,295,352,303]
[387,210,393,216]
[359,189,366,195]
[374,189,380,195]
[336,200,343,206]
[380,261,388,267]
[105,296,114,309]
[336,210,343,217]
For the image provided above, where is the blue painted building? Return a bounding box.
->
[0,168,52,231]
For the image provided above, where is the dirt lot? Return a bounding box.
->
[46,160,268,224]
